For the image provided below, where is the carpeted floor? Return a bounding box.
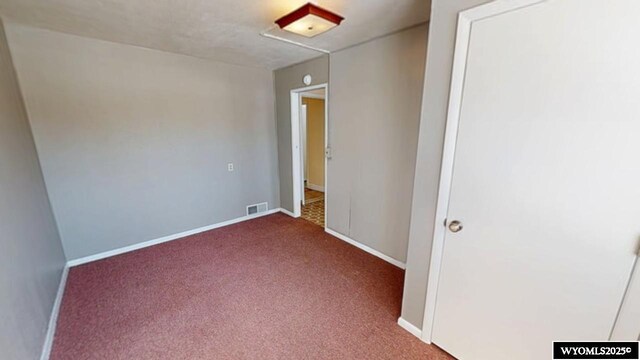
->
[51,214,453,360]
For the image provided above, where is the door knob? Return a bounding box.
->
[448,220,463,233]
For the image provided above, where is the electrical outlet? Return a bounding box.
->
[227,163,234,172]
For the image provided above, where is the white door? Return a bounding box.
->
[432,1,640,359]
[611,259,640,340]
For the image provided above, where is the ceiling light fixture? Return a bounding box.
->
[275,3,345,38]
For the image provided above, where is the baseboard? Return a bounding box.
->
[324,228,406,269]
[40,265,69,360]
[306,183,325,192]
[67,209,282,267]
[397,317,423,340]
[279,208,297,218]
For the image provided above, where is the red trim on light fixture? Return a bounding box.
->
[275,3,345,29]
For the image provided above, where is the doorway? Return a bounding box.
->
[290,84,328,227]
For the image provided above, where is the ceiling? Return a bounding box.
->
[0,0,430,70]
[302,88,326,98]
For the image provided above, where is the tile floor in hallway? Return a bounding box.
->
[302,187,325,227]
[304,187,324,203]
[301,199,325,227]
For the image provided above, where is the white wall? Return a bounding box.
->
[327,25,428,264]
[0,18,66,359]
[5,23,280,261]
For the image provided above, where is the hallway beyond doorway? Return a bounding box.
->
[302,187,325,227]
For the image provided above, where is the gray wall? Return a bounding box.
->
[0,19,66,360]
[400,0,492,329]
[6,24,280,261]
[327,25,428,263]
[274,56,329,212]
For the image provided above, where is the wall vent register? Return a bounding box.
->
[246,202,268,216]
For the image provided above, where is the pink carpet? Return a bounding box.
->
[51,213,453,359]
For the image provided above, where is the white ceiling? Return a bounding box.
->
[302,88,326,98]
[0,0,430,70]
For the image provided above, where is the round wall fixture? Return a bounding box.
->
[303,74,312,85]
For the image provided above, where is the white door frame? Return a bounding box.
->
[300,103,308,206]
[290,83,328,220]
[420,0,550,344]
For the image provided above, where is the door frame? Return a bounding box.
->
[300,103,308,206]
[290,83,328,221]
[420,0,547,343]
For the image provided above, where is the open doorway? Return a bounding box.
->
[290,84,327,227]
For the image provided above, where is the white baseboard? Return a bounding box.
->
[324,228,406,269]
[67,209,282,267]
[40,265,69,360]
[397,317,423,340]
[279,208,297,218]
[306,183,325,192]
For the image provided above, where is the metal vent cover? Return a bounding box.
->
[246,202,268,216]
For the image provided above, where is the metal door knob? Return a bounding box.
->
[448,220,463,233]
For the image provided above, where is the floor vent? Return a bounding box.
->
[246,202,268,216]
